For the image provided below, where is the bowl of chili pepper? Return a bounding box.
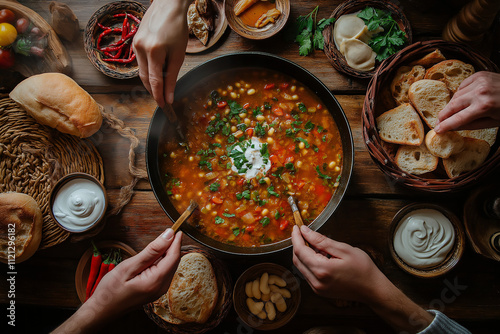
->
[84,1,146,79]
[75,240,137,303]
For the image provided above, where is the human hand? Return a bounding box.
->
[133,0,190,108]
[53,228,182,333]
[435,71,500,133]
[291,225,391,304]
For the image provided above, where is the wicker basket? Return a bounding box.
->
[144,245,233,334]
[0,98,104,248]
[362,40,500,192]
[323,0,412,79]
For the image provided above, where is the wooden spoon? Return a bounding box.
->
[160,103,185,141]
[171,200,198,232]
[288,196,308,246]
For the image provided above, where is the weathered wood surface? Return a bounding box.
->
[2,0,500,333]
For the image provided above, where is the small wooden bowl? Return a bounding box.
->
[233,263,301,330]
[388,203,465,278]
[75,240,137,303]
[49,173,108,233]
[362,40,500,192]
[144,245,232,334]
[323,0,412,79]
[225,0,290,40]
[84,1,146,79]
[187,0,228,53]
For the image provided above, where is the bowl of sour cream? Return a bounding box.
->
[389,203,465,278]
[50,173,108,233]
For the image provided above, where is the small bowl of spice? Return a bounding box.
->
[49,173,108,233]
[84,1,146,79]
[225,0,290,40]
[389,203,465,278]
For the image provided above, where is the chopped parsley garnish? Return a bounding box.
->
[253,108,263,117]
[275,211,280,219]
[228,100,245,118]
[209,182,220,192]
[236,190,251,200]
[317,125,324,133]
[260,217,270,227]
[316,165,332,179]
[298,102,307,113]
[267,186,280,197]
[285,162,295,171]
[199,160,212,171]
[222,124,231,136]
[296,137,310,148]
[264,102,272,110]
[304,120,315,133]
[313,145,319,153]
[232,227,240,236]
[211,143,221,148]
[215,216,224,224]
[322,134,327,142]
[255,122,267,137]
[223,212,235,218]
[228,135,235,143]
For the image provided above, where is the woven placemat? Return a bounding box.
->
[0,98,104,248]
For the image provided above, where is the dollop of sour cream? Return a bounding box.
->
[393,209,455,269]
[229,137,271,179]
[52,178,105,231]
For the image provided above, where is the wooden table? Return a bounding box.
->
[1,1,500,333]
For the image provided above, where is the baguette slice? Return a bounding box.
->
[408,79,451,128]
[390,65,426,105]
[425,129,465,158]
[424,59,475,94]
[396,144,439,175]
[409,49,446,68]
[153,294,185,325]
[442,137,490,178]
[168,253,218,324]
[376,103,424,145]
[457,128,498,147]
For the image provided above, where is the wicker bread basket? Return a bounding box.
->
[144,245,232,334]
[362,40,500,192]
[323,0,412,79]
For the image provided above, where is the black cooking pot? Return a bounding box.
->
[146,52,354,255]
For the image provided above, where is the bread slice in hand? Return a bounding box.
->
[424,59,475,94]
[390,65,426,105]
[425,129,465,158]
[408,79,451,128]
[168,252,218,324]
[376,103,424,146]
[153,294,185,325]
[409,49,446,68]
[396,144,439,175]
[442,137,490,178]
[458,128,498,147]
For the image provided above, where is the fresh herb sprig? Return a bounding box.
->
[357,7,407,61]
[289,6,335,56]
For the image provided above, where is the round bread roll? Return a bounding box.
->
[0,192,43,264]
[9,73,102,138]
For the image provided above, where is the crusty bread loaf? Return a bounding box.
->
[409,49,446,68]
[390,65,426,105]
[376,103,424,146]
[9,73,102,138]
[442,137,490,178]
[458,128,498,147]
[0,192,42,264]
[395,144,439,175]
[168,253,218,324]
[424,59,475,94]
[408,79,451,128]
[425,129,465,158]
[153,294,185,325]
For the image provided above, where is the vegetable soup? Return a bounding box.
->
[161,69,342,247]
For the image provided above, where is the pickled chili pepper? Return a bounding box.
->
[85,242,102,301]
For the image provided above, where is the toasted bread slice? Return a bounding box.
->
[424,59,475,94]
[168,253,218,324]
[187,3,209,45]
[457,128,498,147]
[408,79,451,128]
[395,144,439,175]
[425,129,465,158]
[409,49,446,68]
[376,103,424,145]
[390,65,426,105]
[153,294,185,325]
[442,137,490,178]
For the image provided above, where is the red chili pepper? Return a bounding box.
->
[90,253,112,297]
[85,242,102,301]
[99,43,127,52]
[102,53,136,63]
[97,22,111,30]
[280,83,289,89]
[211,196,223,204]
[279,220,290,231]
[113,12,141,25]
[217,101,227,108]
[108,26,138,47]
[121,13,128,40]
[97,28,122,49]
[243,102,250,109]
[264,83,275,90]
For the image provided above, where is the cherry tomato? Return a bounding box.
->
[0,48,15,69]
[0,9,15,24]
[15,17,29,33]
[0,22,17,47]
